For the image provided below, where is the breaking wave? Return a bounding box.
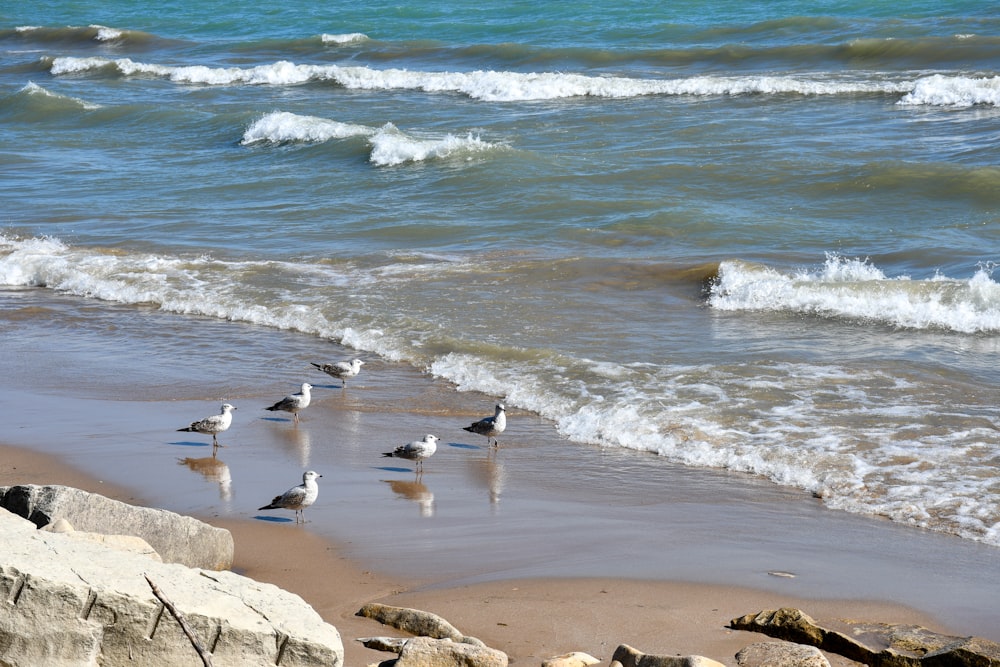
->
[241,111,506,166]
[708,255,1000,333]
[47,56,923,103]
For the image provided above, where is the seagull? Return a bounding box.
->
[463,403,506,448]
[383,434,439,472]
[265,383,312,422]
[258,470,322,523]
[311,359,365,387]
[177,403,236,449]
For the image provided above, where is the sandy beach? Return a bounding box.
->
[3,292,1000,666]
[6,2,1000,664]
[0,441,975,667]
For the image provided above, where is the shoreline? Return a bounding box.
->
[2,288,999,661]
[0,442,967,667]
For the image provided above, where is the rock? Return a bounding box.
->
[0,484,233,570]
[0,507,343,667]
[394,637,507,667]
[611,644,727,667]
[359,636,412,653]
[922,638,1000,667]
[730,609,883,665]
[41,517,75,533]
[731,609,827,646]
[542,651,602,667]
[38,515,161,560]
[357,603,486,646]
[729,608,1000,667]
[735,642,830,667]
[65,531,163,561]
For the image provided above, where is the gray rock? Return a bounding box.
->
[66,531,162,561]
[359,636,412,653]
[541,651,602,667]
[922,638,1000,667]
[729,608,1000,667]
[611,644,727,667]
[357,603,486,646]
[735,642,830,667]
[0,508,343,667]
[39,516,161,560]
[394,637,507,667]
[0,484,233,570]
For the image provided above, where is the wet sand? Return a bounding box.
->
[0,443,953,667]
[3,290,1000,666]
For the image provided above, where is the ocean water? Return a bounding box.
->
[2,0,1000,557]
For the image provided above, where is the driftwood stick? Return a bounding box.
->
[144,574,214,667]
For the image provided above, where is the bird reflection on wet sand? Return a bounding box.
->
[269,422,313,468]
[384,478,435,517]
[469,449,505,510]
[178,456,232,501]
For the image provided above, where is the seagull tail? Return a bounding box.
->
[258,496,282,510]
[310,362,322,370]
[178,426,193,432]
[462,426,475,434]
[381,452,394,458]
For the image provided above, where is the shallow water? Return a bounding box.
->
[2,286,999,639]
[2,0,1000,621]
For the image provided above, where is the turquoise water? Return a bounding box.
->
[2,1,1000,549]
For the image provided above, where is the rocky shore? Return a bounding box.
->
[2,480,998,667]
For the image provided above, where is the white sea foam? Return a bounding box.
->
[47,56,915,102]
[320,32,369,44]
[241,111,375,144]
[708,255,1000,333]
[369,123,502,166]
[240,111,504,165]
[89,24,124,41]
[898,74,1000,108]
[2,233,998,546]
[49,56,120,75]
[432,349,1000,546]
[18,81,102,110]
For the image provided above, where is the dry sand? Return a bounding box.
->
[1,443,956,667]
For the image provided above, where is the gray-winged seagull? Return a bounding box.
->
[311,358,365,386]
[463,403,506,447]
[265,383,312,422]
[383,434,439,472]
[258,470,322,523]
[178,403,236,449]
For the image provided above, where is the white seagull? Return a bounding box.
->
[383,434,439,472]
[311,359,365,386]
[177,403,236,449]
[258,470,322,523]
[265,383,312,422]
[463,403,506,448]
